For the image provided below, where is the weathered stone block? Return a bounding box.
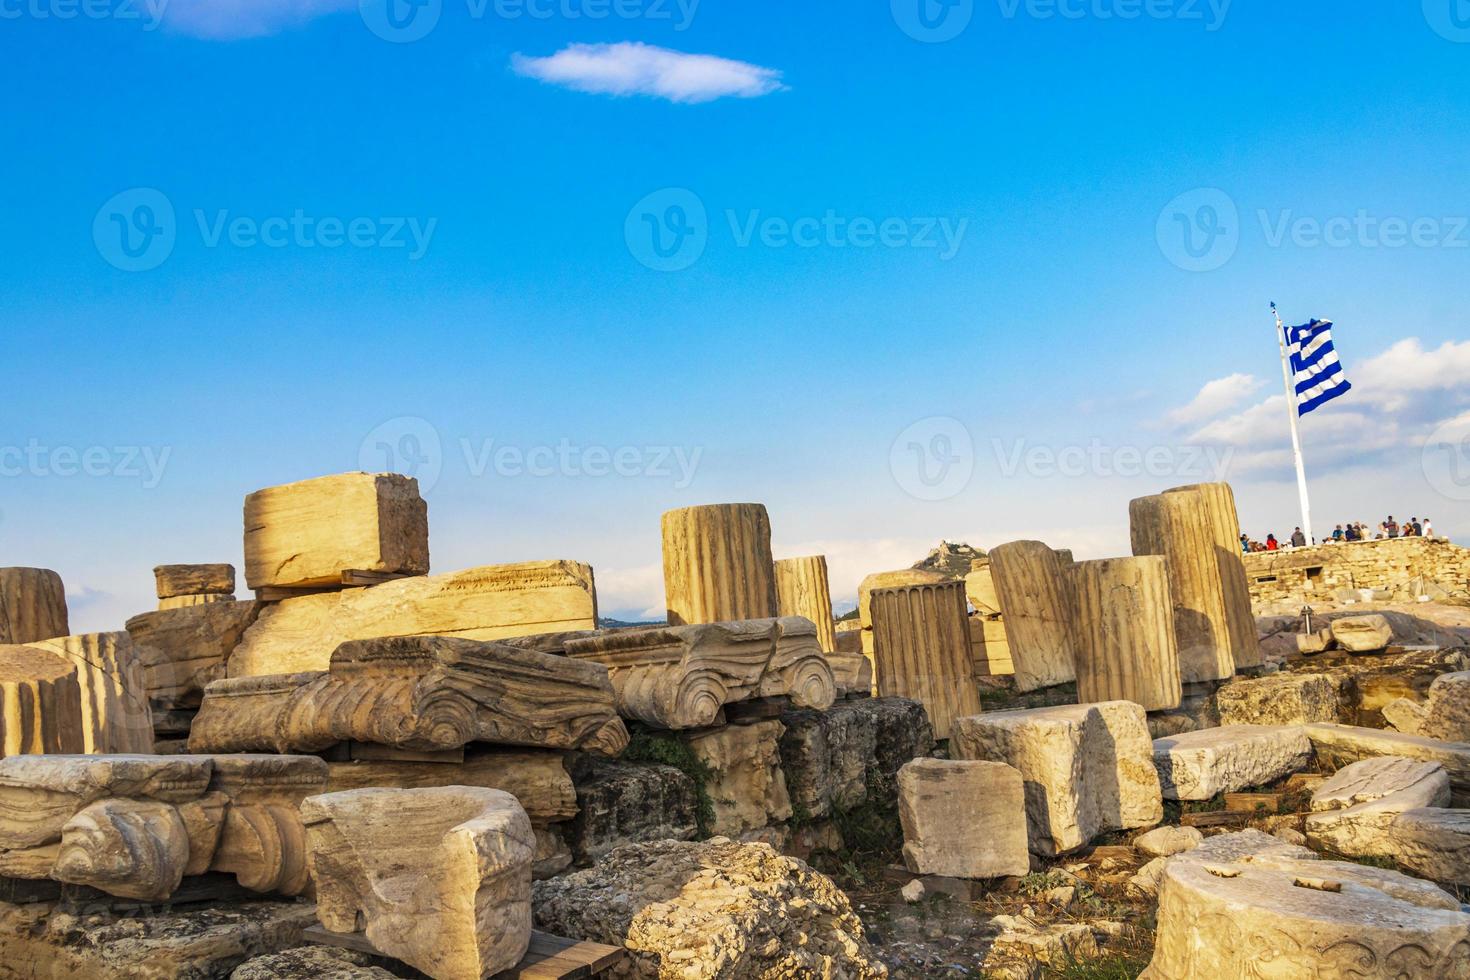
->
[325,749,577,826]
[1216,673,1341,726]
[987,541,1078,692]
[568,758,699,864]
[1304,723,1470,807]
[1153,725,1312,801]
[779,697,934,820]
[685,720,791,837]
[1305,757,1451,859]
[952,701,1162,856]
[0,899,316,980]
[1391,807,1470,886]
[243,472,429,591]
[126,600,260,711]
[1422,671,1470,742]
[532,839,886,980]
[228,561,597,677]
[304,787,535,980]
[1330,613,1395,653]
[774,555,838,654]
[154,564,235,599]
[898,759,1029,879]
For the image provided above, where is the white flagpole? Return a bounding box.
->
[1273,303,1314,546]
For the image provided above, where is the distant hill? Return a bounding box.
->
[911,541,986,578]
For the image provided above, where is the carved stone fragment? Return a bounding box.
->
[303,787,535,980]
[192,635,629,756]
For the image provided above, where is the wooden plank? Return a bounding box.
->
[305,926,625,979]
[1181,810,1251,829]
[1224,792,1283,814]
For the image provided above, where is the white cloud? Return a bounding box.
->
[1162,373,1265,429]
[594,562,666,621]
[511,43,786,104]
[158,0,354,39]
[1181,335,1470,476]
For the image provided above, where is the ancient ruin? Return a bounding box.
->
[1,472,1468,979]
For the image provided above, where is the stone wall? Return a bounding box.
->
[1243,538,1470,610]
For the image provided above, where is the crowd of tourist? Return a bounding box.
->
[1240,515,1436,552]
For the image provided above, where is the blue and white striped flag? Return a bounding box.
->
[1287,318,1352,416]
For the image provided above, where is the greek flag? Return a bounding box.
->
[1287,318,1352,416]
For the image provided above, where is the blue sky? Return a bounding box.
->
[3,1,1469,629]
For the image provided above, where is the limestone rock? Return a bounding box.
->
[0,647,84,757]
[229,560,598,678]
[662,504,777,627]
[1069,556,1182,711]
[304,786,535,980]
[1330,613,1395,653]
[774,555,838,653]
[52,798,191,900]
[685,719,791,836]
[1422,671,1470,742]
[1297,628,1334,654]
[985,920,1098,974]
[1310,756,1450,813]
[568,758,699,864]
[900,878,925,902]
[0,899,317,979]
[1384,697,1429,735]
[243,472,429,591]
[155,563,235,599]
[1390,807,1470,885]
[23,632,153,754]
[779,697,934,820]
[126,600,261,711]
[192,635,628,757]
[898,758,1029,879]
[868,580,981,739]
[952,701,1162,856]
[1134,825,1202,858]
[987,541,1078,692]
[326,749,577,826]
[1216,673,1341,726]
[827,651,874,697]
[1304,723,1470,806]
[0,568,69,645]
[532,838,887,980]
[1153,725,1312,800]
[1144,846,1470,979]
[535,617,835,730]
[231,946,400,980]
